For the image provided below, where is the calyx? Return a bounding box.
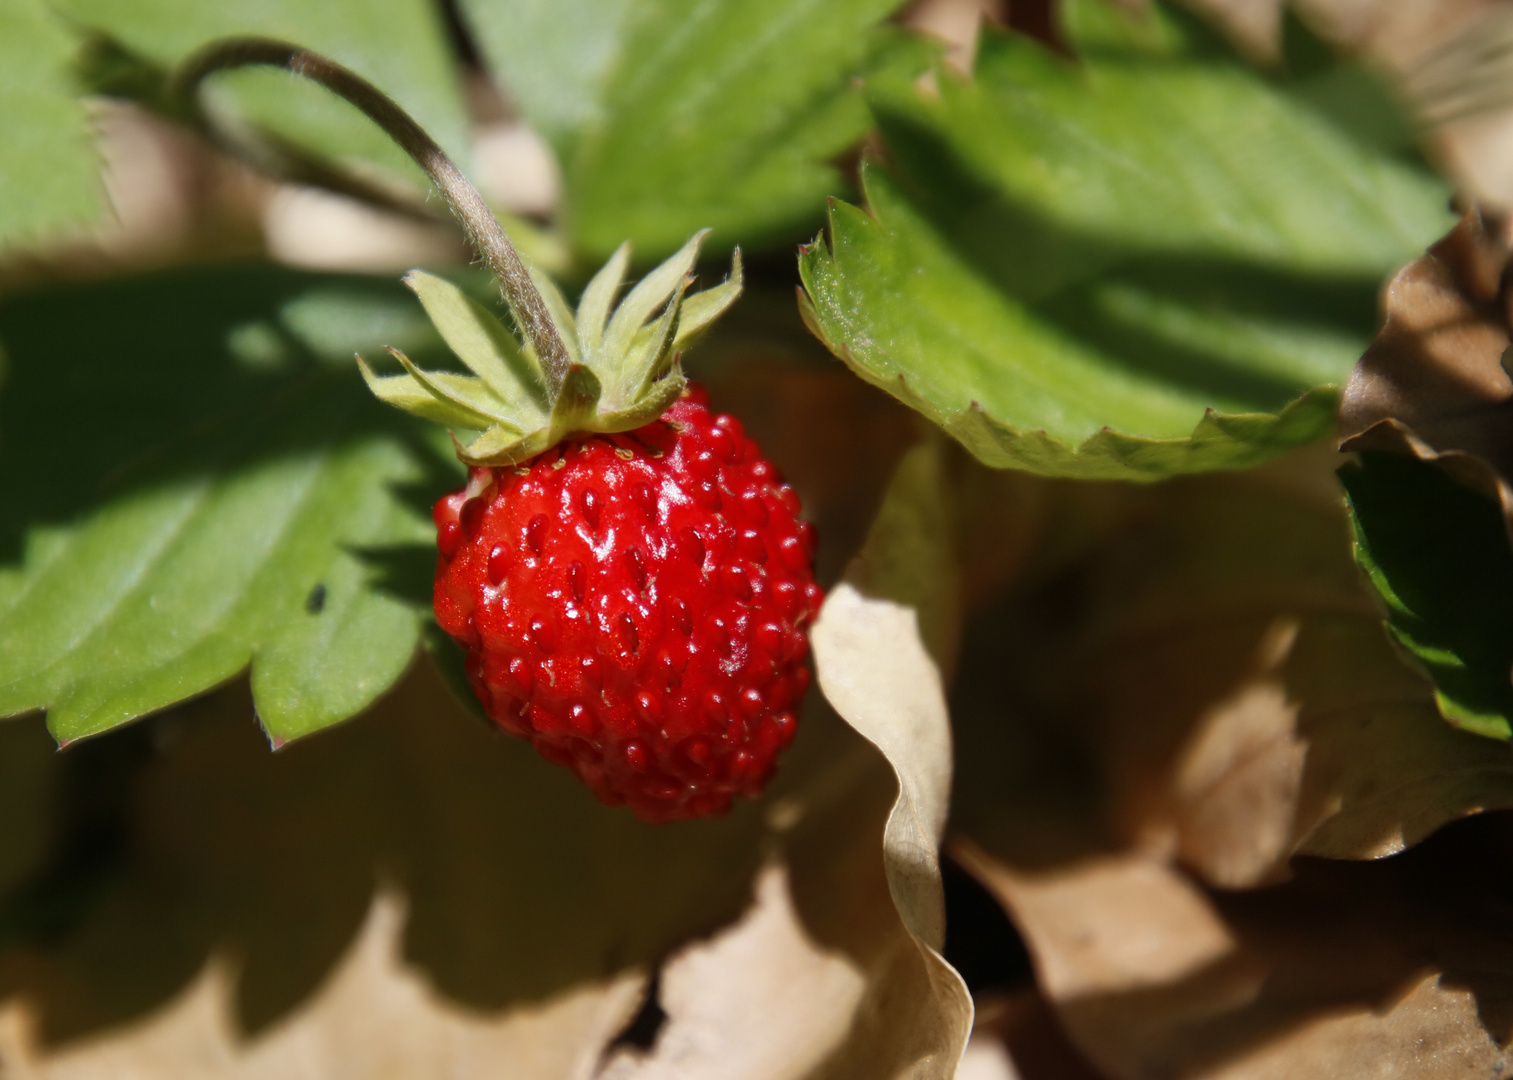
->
[359,230,742,466]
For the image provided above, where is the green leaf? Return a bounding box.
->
[1278,10,1424,161]
[799,0,1452,481]
[0,264,463,745]
[58,0,471,188]
[461,0,930,258]
[1340,452,1513,741]
[0,0,102,247]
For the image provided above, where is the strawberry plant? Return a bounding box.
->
[4,0,1513,1076]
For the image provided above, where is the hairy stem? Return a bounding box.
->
[173,36,571,394]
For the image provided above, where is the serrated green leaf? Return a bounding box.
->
[1279,10,1424,161]
[0,264,462,744]
[57,0,470,189]
[799,0,1452,481]
[462,0,930,258]
[0,0,102,248]
[1340,453,1513,741]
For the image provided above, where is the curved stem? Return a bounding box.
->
[173,36,571,394]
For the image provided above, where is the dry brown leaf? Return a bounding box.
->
[0,661,976,1079]
[806,437,976,1079]
[0,663,770,1044]
[968,989,1109,1080]
[1339,211,1513,521]
[0,892,644,1080]
[954,815,1513,1080]
[598,864,868,1080]
[816,584,953,943]
[950,453,1513,888]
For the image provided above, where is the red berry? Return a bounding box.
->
[432,385,821,822]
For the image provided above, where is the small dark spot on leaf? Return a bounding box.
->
[305,583,327,614]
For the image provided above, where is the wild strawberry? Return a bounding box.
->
[359,232,820,821]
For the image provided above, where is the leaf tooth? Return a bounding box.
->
[386,347,508,431]
[674,247,743,352]
[576,241,631,360]
[795,284,830,347]
[601,228,709,363]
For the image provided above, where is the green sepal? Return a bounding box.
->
[599,371,687,435]
[675,248,743,351]
[623,275,689,403]
[456,424,541,465]
[527,266,583,365]
[549,363,605,434]
[361,230,739,465]
[600,230,708,367]
[388,347,510,431]
[402,270,548,413]
[576,242,631,357]
[357,355,496,431]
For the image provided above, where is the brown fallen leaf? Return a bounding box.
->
[0,892,646,1080]
[1338,210,1513,520]
[953,809,1513,1080]
[0,655,979,1079]
[0,662,769,1045]
[967,989,1109,1080]
[806,436,978,1078]
[598,863,868,1080]
[950,449,1513,889]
